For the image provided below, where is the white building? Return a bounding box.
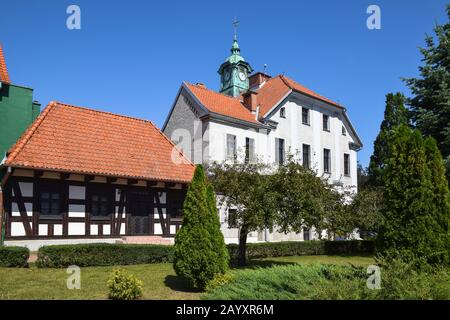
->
[163,36,362,243]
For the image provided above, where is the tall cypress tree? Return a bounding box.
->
[404,5,450,180]
[173,165,228,289]
[377,125,449,265]
[423,137,450,263]
[368,93,409,186]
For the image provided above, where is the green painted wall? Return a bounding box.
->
[0,83,40,159]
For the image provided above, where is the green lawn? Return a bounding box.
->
[0,255,373,300]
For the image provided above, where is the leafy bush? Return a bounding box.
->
[0,246,29,267]
[36,243,173,268]
[174,165,229,289]
[107,269,143,300]
[227,240,374,263]
[205,272,234,292]
[203,260,450,300]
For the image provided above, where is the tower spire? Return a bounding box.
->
[231,17,240,54]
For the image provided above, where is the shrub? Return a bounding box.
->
[205,272,234,292]
[174,165,228,289]
[107,269,143,300]
[34,240,374,268]
[202,261,450,300]
[36,243,173,268]
[0,246,29,267]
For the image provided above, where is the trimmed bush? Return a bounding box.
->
[35,240,374,268]
[36,243,173,268]
[107,269,143,300]
[227,240,374,262]
[0,246,29,267]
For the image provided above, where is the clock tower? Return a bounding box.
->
[218,34,253,97]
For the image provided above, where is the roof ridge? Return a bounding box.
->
[6,101,57,164]
[185,82,243,102]
[51,101,157,125]
[0,44,11,84]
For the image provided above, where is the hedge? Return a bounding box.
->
[0,246,30,267]
[36,240,374,268]
[36,243,174,268]
[227,240,375,261]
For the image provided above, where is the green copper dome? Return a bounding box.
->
[218,34,253,97]
[225,38,246,64]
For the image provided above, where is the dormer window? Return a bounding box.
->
[280,107,286,118]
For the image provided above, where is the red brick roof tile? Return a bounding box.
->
[0,44,10,84]
[185,75,342,124]
[5,102,195,183]
[185,83,259,124]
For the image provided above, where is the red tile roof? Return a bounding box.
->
[185,75,342,124]
[0,44,10,84]
[5,102,195,183]
[185,83,259,124]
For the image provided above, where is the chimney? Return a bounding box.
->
[243,90,258,113]
[249,72,271,88]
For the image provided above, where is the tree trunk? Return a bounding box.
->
[238,226,248,266]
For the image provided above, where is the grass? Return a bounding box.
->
[0,255,372,300]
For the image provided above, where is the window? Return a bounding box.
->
[275,138,285,165]
[245,137,255,163]
[344,153,350,176]
[302,108,310,125]
[91,194,110,217]
[342,126,347,136]
[280,107,286,118]
[226,134,237,161]
[323,148,331,173]
[40,190,61,217]
[323,114,330,131]
[302,144,311,169]
[303,229,310,241]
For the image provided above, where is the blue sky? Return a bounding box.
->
[1,0,448,166]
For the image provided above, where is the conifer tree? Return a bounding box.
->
[173,165,228,289]
[368,92,409,186]
[404,5,450,181]
[377,125,449,265]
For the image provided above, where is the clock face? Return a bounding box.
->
[224,71,231,81]
[238,71,247,81]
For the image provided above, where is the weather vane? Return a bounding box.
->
[233,17,240,40]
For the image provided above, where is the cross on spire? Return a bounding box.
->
[233,17,240,40]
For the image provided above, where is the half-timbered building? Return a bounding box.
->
[0,101,195,248]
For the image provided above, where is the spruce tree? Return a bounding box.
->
[173,165,228,289]
[377,125,449,265]
[404,5,450,180]
[368,92,409,186]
